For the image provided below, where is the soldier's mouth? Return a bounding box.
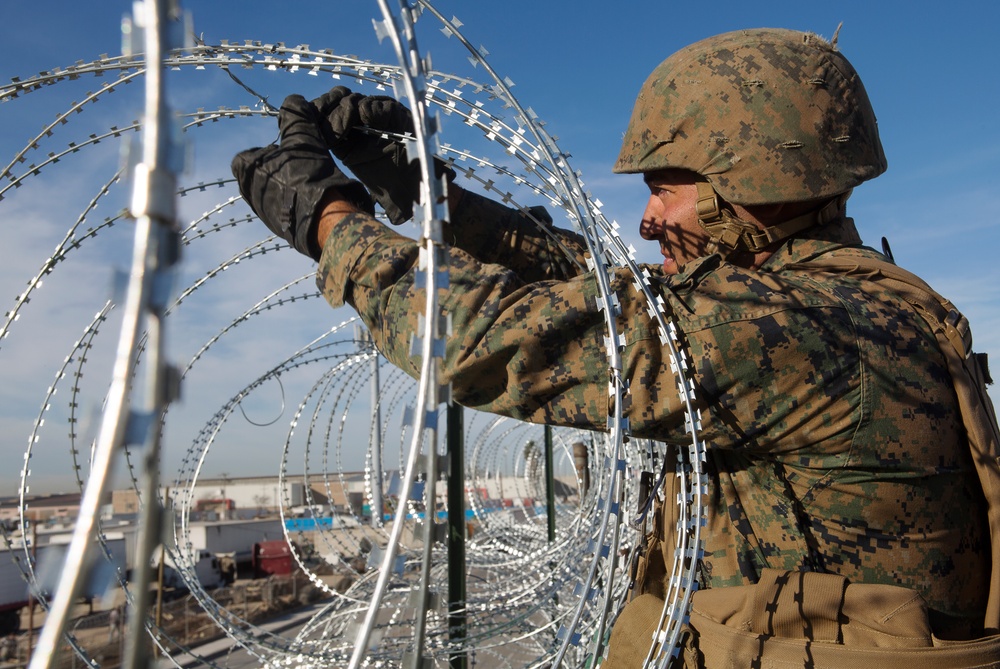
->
[660,248,677,274]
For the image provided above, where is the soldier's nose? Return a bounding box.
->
[639,217,664,241]
[639,195,665,240]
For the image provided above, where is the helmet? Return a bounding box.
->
[613,28,887,205]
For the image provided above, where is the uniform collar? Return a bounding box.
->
[760,215,865,272]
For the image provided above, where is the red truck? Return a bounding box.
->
[252,540,295,578]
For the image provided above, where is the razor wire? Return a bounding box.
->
[0,2,706,667]
[19,1,185,668]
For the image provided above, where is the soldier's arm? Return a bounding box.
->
[443,187,590,282]
[315,202,695,438]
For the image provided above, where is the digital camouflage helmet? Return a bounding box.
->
[614,28,887,208]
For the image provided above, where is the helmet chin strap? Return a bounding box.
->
[694,181,849,258]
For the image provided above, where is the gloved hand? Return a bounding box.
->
[231,94,374,259]
[311,86,454,225]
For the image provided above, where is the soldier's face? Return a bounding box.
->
[640,169,711,275]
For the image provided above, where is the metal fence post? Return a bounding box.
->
[447,403,467,669]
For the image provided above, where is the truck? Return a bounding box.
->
[0,534,127,636]
[152,548,226,592]
[252,540,295,578]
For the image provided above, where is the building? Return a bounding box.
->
[0,492,87,529]
[111,473,354,520]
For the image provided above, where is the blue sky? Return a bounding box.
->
[2,1,999,495]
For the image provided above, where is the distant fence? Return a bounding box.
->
[6,571,329,669]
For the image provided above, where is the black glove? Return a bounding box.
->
[311,86,454,225]
[231,94,374,259]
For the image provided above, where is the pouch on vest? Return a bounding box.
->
[683,568,1000,669]
[604,571,1000,669]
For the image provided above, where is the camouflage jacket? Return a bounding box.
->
[318,191,990,634]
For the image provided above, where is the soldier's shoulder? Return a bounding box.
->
[662,257,840,324]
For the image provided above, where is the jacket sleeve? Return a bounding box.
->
[443,189,590,282]
[315,209,695,439]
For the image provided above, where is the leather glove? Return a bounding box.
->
[231,93,374,259]
[311,86,454,225]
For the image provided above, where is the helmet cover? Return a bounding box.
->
[614,28,887,204]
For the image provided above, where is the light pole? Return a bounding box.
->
[357,326,384,528]
[219,472,229,520]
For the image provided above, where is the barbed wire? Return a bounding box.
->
[1,2,706,667]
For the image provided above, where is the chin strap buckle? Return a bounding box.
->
[695,181,849,258]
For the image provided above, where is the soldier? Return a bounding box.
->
[232,27,993,660]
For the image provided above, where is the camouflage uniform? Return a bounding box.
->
[318,190,990,635]
[225,23,991,653]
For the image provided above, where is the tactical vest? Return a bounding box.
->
[604,252,1000,668]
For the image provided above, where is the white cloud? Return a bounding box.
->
[5,5,1000,498]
